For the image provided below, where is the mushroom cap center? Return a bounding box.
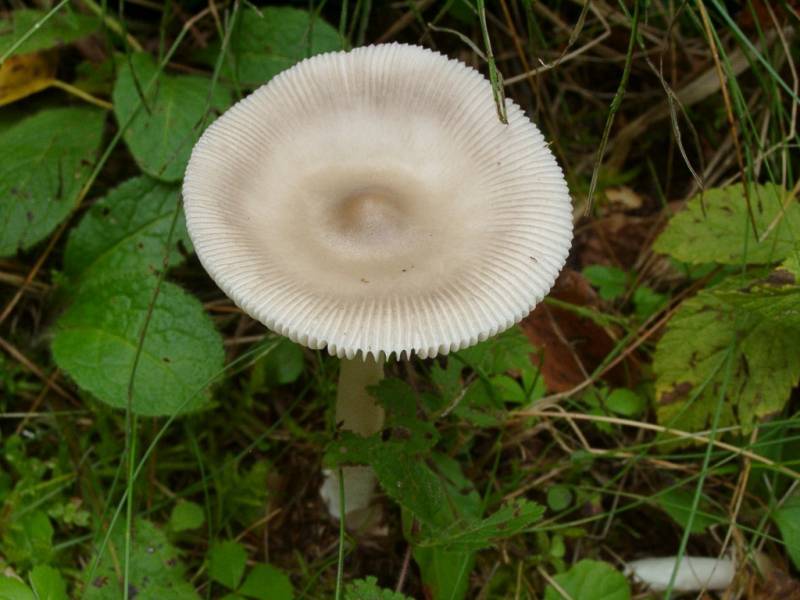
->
[333,188,409,244]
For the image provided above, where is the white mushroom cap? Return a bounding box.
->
[184,44,572,360]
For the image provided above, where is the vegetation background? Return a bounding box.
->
[0,0,798,598]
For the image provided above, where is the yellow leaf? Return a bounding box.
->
[0,50,56,106]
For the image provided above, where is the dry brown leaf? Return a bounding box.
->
[520,268,640,392]
[0,50,57,106]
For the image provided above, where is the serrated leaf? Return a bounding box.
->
[52,274,224,416]
[0,107,105,256]
[83,519,199,600]
[345,577,412,600]
[583,265,629,300]
[29,565,67,600]
[168,501,205,533]
[209,541,248,591]
[64,176,190,282]
[712,267,800,325]
[454,327,534,375]
[419,499,544,551]
[773,492,800,570]
[544,560,630,600]
[238,564,293,600]
[654,184,799,265]
[0,9,99,57]
[653,279,800,436]
[198,7,341,87]
[113,53,231,182]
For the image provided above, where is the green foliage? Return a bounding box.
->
[52,275,224,416]
[583,265,628,300]
[209,541,248,590]
[0,106,104,256]
[64,176,191,281]
[652,488,724,534]
[543,560,630,600]
[547,486,573,512]
[250,338,304,389]
[345,577,411,600]
[84,519,199,599]
[0,575,35,600]
[0,9,99,57]
[200,6,342,87]
[29,565,68,600]
[238,564,294,600]
[113,53,231,182]
[654,184,799,265]
[653,277,800,434]
[168,501,205,533]
[773,492,800,570]
[1,510,53,567]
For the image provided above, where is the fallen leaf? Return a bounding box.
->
[605,185,643,211]
[0,50,56,106]
[520,269,640,392]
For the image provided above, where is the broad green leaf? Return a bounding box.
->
[199,7,341,88]
[209,541,248,591]
[345,577,412,600]
[605,388,645,417]
[0,9,99,57]
[0,576,34,600]
[113,53,231,182]
[583,265,629,300]
[652,488,724,534]
[712,266,800,325]
[169,501,205,533]
[544,560,630,600]
[64,176,190,281]
[83,519,199,600]
[52,275,224,416]
[238,564,293,600]
[653,279,800,435]
[29,565,68,600]
[1,510,53,567]
[419,499,544,551]
[773,492,800,570]
[0,107,104,256]
[654,184,800,265]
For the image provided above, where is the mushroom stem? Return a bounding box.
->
[320,355,385,523]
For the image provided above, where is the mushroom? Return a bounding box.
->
[183,44,572,524]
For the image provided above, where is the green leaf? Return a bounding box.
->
[632,285,667,319]
[0,9,99,57]
[238,564,293,600]
[113,53,231,182]
[455,327,534,375]
[344,577,412,600]
[653,278,800,435]
[64,176,191,281]
[29,565,68,600]
[168,501,205,533]
[583,265,629,300]
[773,492,800,570]
[547,486,573,512]
[0,107,105,256]
[712,266,800,326]
[652,488,724,534]
[654,184,800,265]
[52,274,224,416]
[257,338,304,387]
[199,7,341,88]
[83,519,199,600]
[1,510,53,567]
[209,541,248,591]
[0,575,34,600]
[544,560,630,600]
[419,499,544,551]
[605,388,645,417]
